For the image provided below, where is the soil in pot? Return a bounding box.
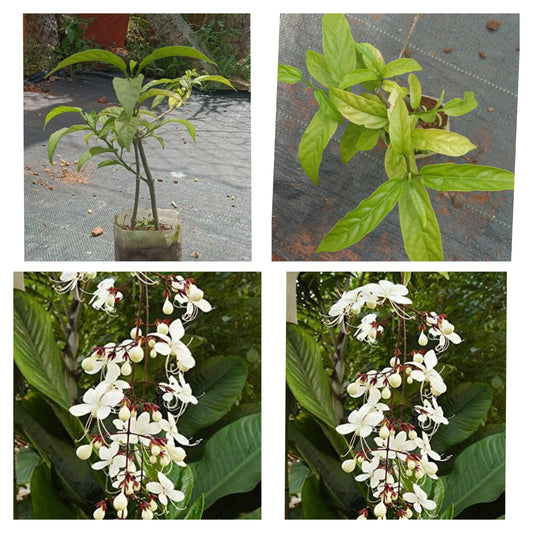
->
[114,208,182,261]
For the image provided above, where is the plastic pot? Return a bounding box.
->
[114,208,182,261]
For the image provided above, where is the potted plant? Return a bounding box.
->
[278,14,515,261]
[44,46,233,260]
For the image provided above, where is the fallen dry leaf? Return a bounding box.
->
[91,226,104,237]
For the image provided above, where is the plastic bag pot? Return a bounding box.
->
[114,208,182,261]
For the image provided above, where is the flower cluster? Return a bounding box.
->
[327,279,461,520]
[54,272,211,520]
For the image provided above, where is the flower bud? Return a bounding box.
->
[374,500,387,518]
[149,499,158,512]
[129,344,144,363]
[407,376,413,385]
[413,352,424,364]
[121,361,132,376]
[119,404,131,422]
[407,459,417,470]
[341,459,357,473]
[151,445,161,457]
[86,272,97,280]
[150,348,157,358]
[149,455,157,464]
[439,319,454,335]
[405,508,413,519]
[152,410,162,422]
[163,298,174,315]
[415,468,424,479]
[418,331,428,346]
[346,381,361,397]
[93,505,105,520]
[76,444,93,460]
[117,508,128,519]
[148,338,156,348]
[381,386,391,400]
[141,508,154,520]
[81,356,97,373]
[379,425,390,440]
[160,455,171,467]
[113,492,128,511]
[388,373,402,388]
[366,300,377,310]
[157,322,169,335]
[408,429,417,440]
[130,326,141,340]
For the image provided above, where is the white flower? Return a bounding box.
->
[100,361,131,392]
[416,397,449,429]
[355,456,386,488]
[159,412,190,447]
[374,430,417,460]
[69,382,123,420]
[151,319,195,371]
[410,350,447,396]
[113,411,161,446]
[326,289,365,329]
[146,471,185,507]
[364,280,412,306]
[336,404,384,439]
[52,272,95,299]
[354,314,383,344]
[426,312,462,351]
[91,442,126,477]
[172,276,212,321]
[90,278,123,314]
[403,484,436,515]
[159,373,198,408]
[165,441,187,467]
[416,431,441,462]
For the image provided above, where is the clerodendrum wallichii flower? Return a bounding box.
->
[325,278,460,520]
[53,272,212,520]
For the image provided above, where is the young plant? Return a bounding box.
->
[278,14,515,261]
[44,47,233,231]
[52,272,212,519]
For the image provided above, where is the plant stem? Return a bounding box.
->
[398,15,420,60]
[131,138,142,230]
[137,138,160,230]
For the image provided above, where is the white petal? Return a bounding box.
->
[69,403,93,417]
[169,319,185,340]
[336,423,355,435]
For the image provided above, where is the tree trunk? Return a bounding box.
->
[24,14,59,49]
[144,14,219,74]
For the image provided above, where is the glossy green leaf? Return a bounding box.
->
[286,324,338,428]
[278,64,303,84]
[330,87,388,129]
[441,432,505,516]
[382,58,423,78]
[14,291,71,409]
[306,50,333,87]
[389,95,411,155]
[15,447,43,485]
[77,146,117,172]
[439,503,455,519]
[43,106,83,128]
[138,45,214,72]
[322,14,357,84]
[384,144,407,179]
[338,69,379,89]
[31,463,74,518]
[443,91,478,116]
[411,128,476,156]
[340,123,364,163]
[194,74,235,90]
[166,465,195,519]
[420,163,514,191]
[431,382,493,453]
[178,356,248,436]
[398,178,444,261]
[46,49,128,77]
[190,413,261,509]
[47,125,91,163]
[298,108,338,185]
[183,495,205,519]
[314,89,344,123]
[301,476,337,518]
[112,75,143,117]
[355,42,384,73]
[408,74,422,109]
[114,112,142,150]
[317,178,404,253]
[356,127,380,151]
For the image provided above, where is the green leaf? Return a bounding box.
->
[183,494,205,519]
[97,159,121,169]
[278,64,303,84]
[138,45,215,73]
[31,463,74,518]
[237,507,261,519]
[190,413,261,509]
[443,91,478,116]
[355,42,384,73]
[420,163,514,191]
[408,74,422,109]
[14,291,71,409]
[301,476,337,518]
[178,356,248,436]
[322,14,357,85]
[384,144,407,179]
[411,128,476,157]
[46,49,128,77]
[314,89,344,123]
[431,382,493,453]
[356,127,381,151]
[439,503,455,519]
[47,125,91,163]
[317,178,404,253]
[194,74,235,90]
[330,87,388,129]
[112,75,144,116]
[77,146,117,172]
[159,118,197,142]
[338,69,379,89]
[286,324,338,428]
[298,108,338,185]
[441,432,505,516]
[114,112,142,150]
[382,58,423,78]
[398,178,444,261]
[16,447,43,485]
[306,50,333,87]
[340,123,364,163]
[165,464,195,519]
[389,94,411,155]
[43,105,83,128]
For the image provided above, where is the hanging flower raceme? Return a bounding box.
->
[58,272,209,519]
[326,278,461,519]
